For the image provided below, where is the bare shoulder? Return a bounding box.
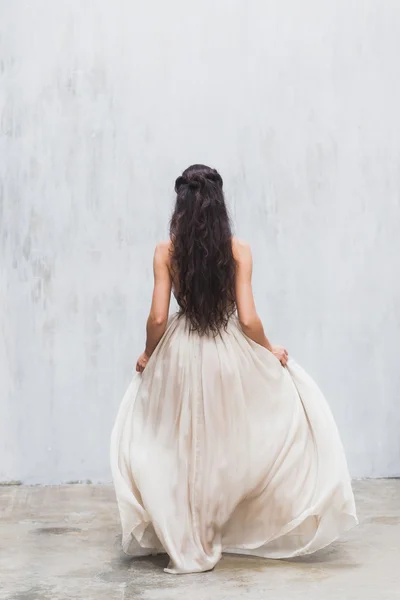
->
[154,240,172,265]
[232,237,252,263]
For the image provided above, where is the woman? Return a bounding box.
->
[111,164,357,574]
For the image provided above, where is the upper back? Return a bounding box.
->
[162,237,250,295]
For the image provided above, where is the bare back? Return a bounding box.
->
[156,238,259,331]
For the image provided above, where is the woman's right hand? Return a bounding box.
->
[272,345,288,366]
[136,351,150,373]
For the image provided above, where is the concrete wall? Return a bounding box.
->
[1,1,399,483]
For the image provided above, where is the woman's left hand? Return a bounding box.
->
[272,345,289,366]
[136,351,150,373]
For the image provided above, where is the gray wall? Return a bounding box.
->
[1,1,399,484]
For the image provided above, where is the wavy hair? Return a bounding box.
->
[170,164,236,335]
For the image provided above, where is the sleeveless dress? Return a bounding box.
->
[110,313,357,574]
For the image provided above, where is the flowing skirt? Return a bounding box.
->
[110,314,357,574]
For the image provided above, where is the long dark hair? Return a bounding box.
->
[170,164,236,335]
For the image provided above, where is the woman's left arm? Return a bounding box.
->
[136,243,172,372]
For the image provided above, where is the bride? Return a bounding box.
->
[111,164,357,574]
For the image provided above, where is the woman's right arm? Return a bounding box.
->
[234,240,273,350]
[234,240,288,365]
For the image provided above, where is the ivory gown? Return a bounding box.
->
[111,313,357,574]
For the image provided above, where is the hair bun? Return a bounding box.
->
[175,165,223,194]
[205,171,223,187]
[175,173,206,192]
[174,175,188,192]
[187,173,206,190]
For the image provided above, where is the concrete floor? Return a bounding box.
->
[0,480,399,600]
